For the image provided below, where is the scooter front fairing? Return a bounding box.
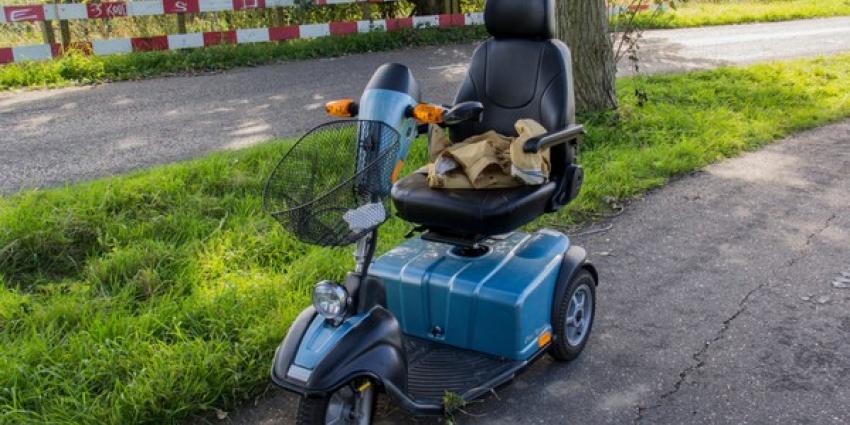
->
[271,303,411,403]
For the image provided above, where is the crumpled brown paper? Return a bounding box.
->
[425,119,550,189]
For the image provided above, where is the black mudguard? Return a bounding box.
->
[271,305,408,398]
[551,245,598,320]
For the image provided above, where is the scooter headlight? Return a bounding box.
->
[312,281,350,324]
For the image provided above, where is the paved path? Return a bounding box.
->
[3,17,850,193]
[224,119,850,425]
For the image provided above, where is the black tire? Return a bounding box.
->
[550,269,597,362]
[295,382,376,425]
[296,396,331,425]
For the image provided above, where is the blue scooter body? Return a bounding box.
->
[281,230,569,375]
[270,63,593,415]
[273,230,585,414]
[371,230,568,361]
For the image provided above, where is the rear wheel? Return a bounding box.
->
[550,269,596,361]
[296,381,376,425]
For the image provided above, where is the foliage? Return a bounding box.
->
[0,25,488,90]
[609,0,685,85]
[442,391,467,425]
[1,54,850,424]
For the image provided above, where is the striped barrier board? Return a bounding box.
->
[0,1,664,24]
[0,0,393,23]
[0,12,484,65]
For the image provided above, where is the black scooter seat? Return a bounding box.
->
[392,172,556,237]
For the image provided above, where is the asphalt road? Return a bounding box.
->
[3,17,850,193]
[222,119,850,425]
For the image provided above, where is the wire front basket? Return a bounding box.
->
[264,120,401,247]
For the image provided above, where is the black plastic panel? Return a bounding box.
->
[364,63,421,102]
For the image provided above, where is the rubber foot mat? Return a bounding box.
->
[404,337,521,405]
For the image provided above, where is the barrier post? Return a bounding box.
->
[58,0,72,46]
[41,10,56,45]
[177,14,187,34]
[360,1,372,21]
[274,7,285,26]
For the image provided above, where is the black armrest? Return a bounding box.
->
[523,125,586,153]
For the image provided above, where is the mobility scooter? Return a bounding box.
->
[264,0,597,423]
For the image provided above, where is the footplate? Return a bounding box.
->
[404,337,523,405]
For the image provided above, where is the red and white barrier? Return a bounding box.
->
[0,44,59,63]
[0,0,394,23]
[0,12,484,65]
[0,0,662,66]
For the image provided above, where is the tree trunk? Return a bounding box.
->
[557,0,618,114]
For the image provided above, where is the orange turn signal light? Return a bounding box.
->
[325,99,358,117]
[413,103,445,124]
[538,331,552,348]
[391,160,405,183]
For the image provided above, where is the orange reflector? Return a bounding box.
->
[413,103,445,124]
[391,160,405,183]
[325,99,356,117]
[538,331,552,347]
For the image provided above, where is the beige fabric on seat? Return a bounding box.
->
[426,119,550,189]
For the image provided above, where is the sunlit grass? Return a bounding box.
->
[1,54,850,424]
[633,0,850,29]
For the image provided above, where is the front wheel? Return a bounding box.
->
[296,380,376,425]
[550,269,596,361]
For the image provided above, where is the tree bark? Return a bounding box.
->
[557,0,618,114]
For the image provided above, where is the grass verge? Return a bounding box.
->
[0,26,488,91]
[634,0,850,29]
[2,54,850,424]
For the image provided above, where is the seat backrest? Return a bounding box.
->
[451,0,577,175]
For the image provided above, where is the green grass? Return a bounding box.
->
[632,0,850,29]
[0,25,488,91]
[2,54,850,424]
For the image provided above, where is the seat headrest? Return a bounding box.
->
[485,0,555,39]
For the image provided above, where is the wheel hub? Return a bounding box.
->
[565,284,593,346]
[325,383,374,425]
